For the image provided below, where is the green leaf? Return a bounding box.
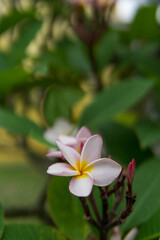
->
[2,224,66,240]
[95,31,119,70]
[10,20,42,63]
[48,177,88,240]
[0,107,43,137]
[136,208,160,240]
[0,108,54,148]
[80,79,153,129]
[134,118,160,148]
[43,86,83,125]
[0,68,30,98]
[122,158,160,232]
[130,6,160,41]
[66,43,91,74]
[0,10,34,34]
[99,122,152,166]
[0,204,4,238]
[0,165,47,209]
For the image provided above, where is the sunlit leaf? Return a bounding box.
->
[80,79,153,128]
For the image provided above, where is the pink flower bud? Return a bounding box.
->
[127,159,136,186]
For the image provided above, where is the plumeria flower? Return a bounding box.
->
[46,125,92,159]
[44,118,77,158]
[47,134,122,197]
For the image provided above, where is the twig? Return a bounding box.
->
[88,191,101,223]
[79,197,100,229]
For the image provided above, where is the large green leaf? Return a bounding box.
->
[2,224,66,240]
[134,118,160,148]
[80,79,153,128]
[99,122,152,166]
[48,177,88,240]
[122,158,160,232]
[136,208,160,240]
[43,86,83,125]
[0,10,34,34]
[0,204,4,238]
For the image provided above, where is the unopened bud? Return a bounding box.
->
[127,158,136,186]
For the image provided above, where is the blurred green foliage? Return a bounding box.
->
[0,0,160,239]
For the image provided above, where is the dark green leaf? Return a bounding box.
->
[0,10,34,34]
[134,118,160,148]
[100,122,152,166]
[43,86,83,125]
[80,79,153,129]
[48,177,88,240]
[95,31,119,70]
[0,68,30,98]
[130,6,160,41]
[0,204,4,238]
[136,208,160,240]
[10,20,42,63]
[66,43,91,74]
[122,158,160,232]
[2,224,66,240]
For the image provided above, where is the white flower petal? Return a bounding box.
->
[58,135,77,146]
[69,174,93,197]
[76,126,92,140]
[53,118,74,136]
[57,141,80,169]
[124,228,138,240]
[43,128,57,143]
[47,163,79,176]
[46,151,62,158]
[81,135,103,165]
[85,158,122,186]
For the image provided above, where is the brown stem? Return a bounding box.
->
[107,172,125,196]
[108,180,125,222]
[89,191,101,223]
[79,197,100,229]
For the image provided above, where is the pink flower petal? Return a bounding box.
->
[56,141,80,169]
[69,174,93,197]
[85,158,122,186]
[46,151,62,158]
[47,163,79,176]
[58,135,77,146]
[76,126,92,140]
[81,135,103,165]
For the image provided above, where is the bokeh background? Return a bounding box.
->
[0,0,160,239]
